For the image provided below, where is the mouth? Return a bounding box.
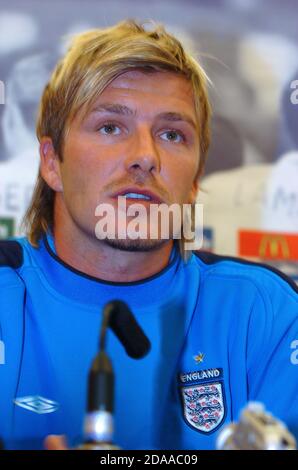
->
[112,188,164,204]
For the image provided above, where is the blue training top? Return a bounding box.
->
[0,234,298,450]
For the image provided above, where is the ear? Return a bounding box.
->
[39,137,63,192]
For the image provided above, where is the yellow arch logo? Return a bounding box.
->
[259,235,290,259]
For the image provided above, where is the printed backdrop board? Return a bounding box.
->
[0,0,297,281]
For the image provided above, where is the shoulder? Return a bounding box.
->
[192,250,298,301]
[191,252,298,364]
[0,238,29,289]
[0,239,24,269]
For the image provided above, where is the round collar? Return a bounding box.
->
[30,234,184,308]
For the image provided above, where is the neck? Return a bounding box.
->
[52,207,174,283]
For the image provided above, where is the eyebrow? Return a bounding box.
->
[91,103,134,116]
[90,103,198,130]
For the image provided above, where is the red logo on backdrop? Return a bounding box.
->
[239,230,298,261]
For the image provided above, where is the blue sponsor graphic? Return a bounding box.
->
[203,228,214,252]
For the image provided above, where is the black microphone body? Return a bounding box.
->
[107,300,151,359]
[79,351,119,450]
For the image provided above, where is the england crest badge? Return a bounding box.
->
[179,368,226,434]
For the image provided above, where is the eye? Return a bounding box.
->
[98,123,121,135]
[160,130,185,143]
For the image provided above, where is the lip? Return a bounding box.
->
[111,187,164,204]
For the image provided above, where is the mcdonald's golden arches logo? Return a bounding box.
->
[239,230,298,261]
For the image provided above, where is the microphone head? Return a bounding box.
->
[104,300,151,359]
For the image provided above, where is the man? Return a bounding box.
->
[0,20,297,450]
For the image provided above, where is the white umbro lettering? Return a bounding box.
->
[14,396,59,414]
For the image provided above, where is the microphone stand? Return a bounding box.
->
[79,304,120,450]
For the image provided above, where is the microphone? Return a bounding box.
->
[105,300,151,359]
[79,300,150,450]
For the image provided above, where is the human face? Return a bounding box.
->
[54,70,200,251]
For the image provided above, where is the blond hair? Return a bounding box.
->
[24,19,211,259]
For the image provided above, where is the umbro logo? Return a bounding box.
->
[14,396,59,414]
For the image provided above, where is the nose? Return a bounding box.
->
[125,125,161,175]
